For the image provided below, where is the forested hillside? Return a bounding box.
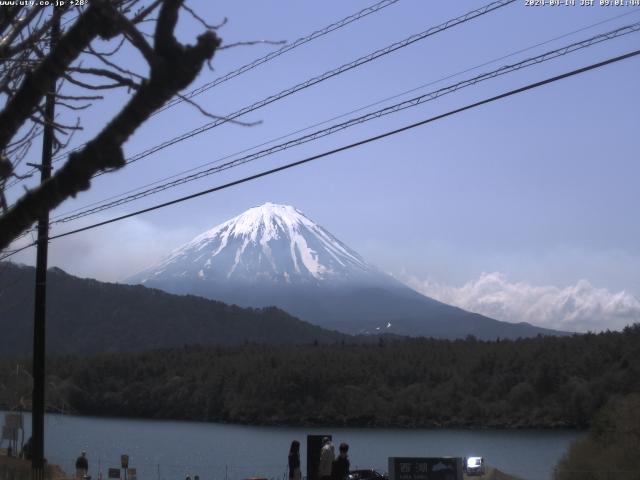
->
[0,263,347,358]
[2,326,638,428]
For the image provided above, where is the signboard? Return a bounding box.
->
[4,413,23,429]
[127,468,137,480]
[2,426,17,441]
[121,455,129,469]
[108,469,121,479]
[388,457,463,480]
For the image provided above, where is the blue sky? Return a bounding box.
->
[6,0,640,331]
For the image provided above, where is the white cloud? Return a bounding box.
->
[405,272,640,333]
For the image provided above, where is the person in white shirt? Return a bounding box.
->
[319,437,335,480]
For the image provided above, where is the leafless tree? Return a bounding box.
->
[0,0,224,251]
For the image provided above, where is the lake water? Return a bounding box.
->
[4,412,582,480]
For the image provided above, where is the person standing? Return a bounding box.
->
[318,437,335,480]
[330,443,350,480]
[288,440,301,480]
[75,451,89,479]
[21,436,32,460]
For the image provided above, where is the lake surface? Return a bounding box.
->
[4,412,582,480]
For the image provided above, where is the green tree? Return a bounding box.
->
[554,394,640,480]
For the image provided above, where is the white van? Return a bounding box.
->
[465,457,485,476]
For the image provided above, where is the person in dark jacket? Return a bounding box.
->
[75,451,89,479]
[331,443,350,480]
[288,440,301,480]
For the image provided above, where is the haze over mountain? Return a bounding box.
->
[129,203,566,339]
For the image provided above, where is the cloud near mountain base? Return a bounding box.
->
[405,272,640,333]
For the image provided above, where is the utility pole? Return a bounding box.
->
[31,8,59,480]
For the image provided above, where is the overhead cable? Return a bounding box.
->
[49,22,640,225]
[33,0,513,179]
[109,0,515,172]
[156,0,402,114]
[3,47,638,261]
[49,9,640,222]
[6,0,403,188]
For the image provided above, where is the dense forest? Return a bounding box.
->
[2,325,639,429]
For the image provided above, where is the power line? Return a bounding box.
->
[48,22,640,225]
[107,0,515,173]
[48,9,640,223]
[28,0,513,184]
[5,0,402,188]
[155,0,402,115]
[3,47,638,261]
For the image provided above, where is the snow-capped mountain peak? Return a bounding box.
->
[126,203,560,340]
[131,203,378,285]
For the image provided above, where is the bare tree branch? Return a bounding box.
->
[0,0,123,151]
[181,4,226,30]
[2,8,62,60]
[155,0,182,56]
[0,6,45,58]
[118,16,157,65]
[0,1,221,249]
[55,92,104,101]
[175,91,261,126]
[87,43,145,79]
[131,0,163,24]
[0,6,22,38]
[63,71,139,91]
[52,118,81,156]
[56,100,92,111]
[85,36,126,57]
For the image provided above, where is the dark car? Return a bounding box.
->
[348,469,388,480]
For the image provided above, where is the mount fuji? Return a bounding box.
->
[128,203,564,339]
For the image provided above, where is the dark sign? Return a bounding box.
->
[388,457,462,480]
[4,414,22,429]
[108,468,121,479]
[1,426,17,441]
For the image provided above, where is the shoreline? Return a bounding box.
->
[4,408,585,431]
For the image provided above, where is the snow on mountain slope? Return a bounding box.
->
[131,203,386,287]
[128,203,568,339]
